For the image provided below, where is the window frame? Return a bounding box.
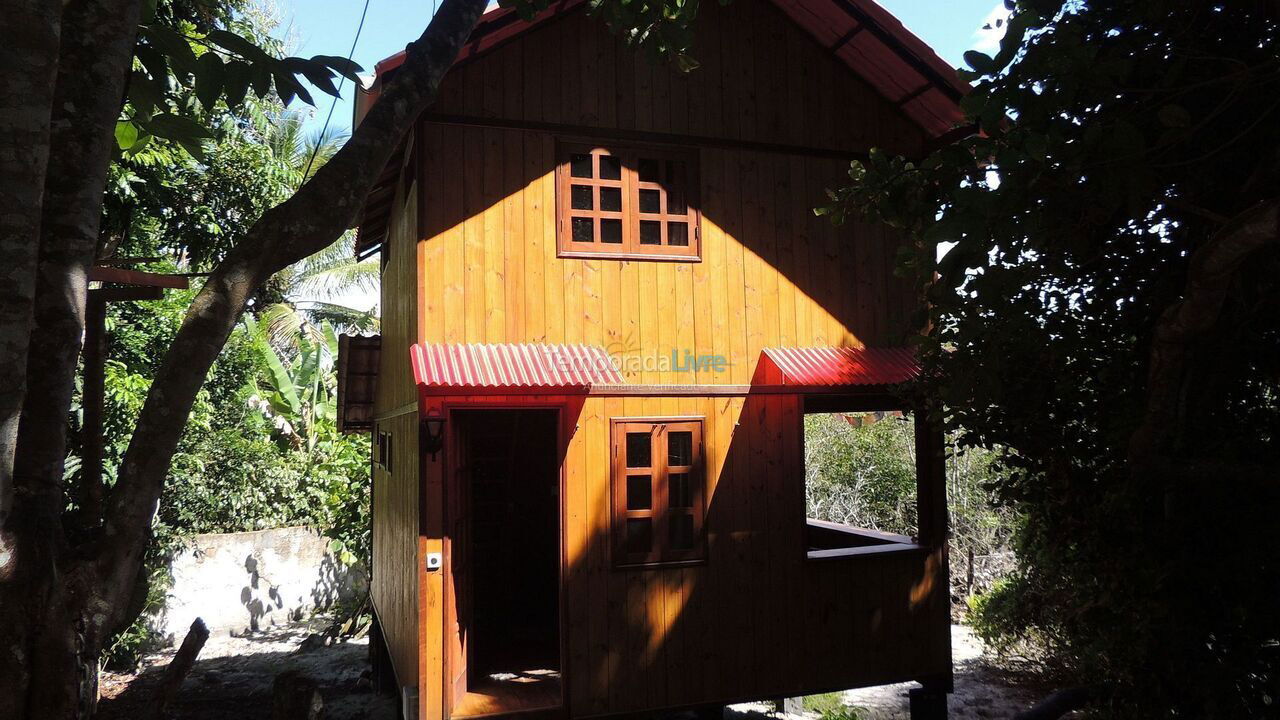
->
[556,141,701,262]
[609,417,707,568]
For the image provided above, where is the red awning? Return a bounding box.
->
[410,343,625,395]
[759,346,919,387]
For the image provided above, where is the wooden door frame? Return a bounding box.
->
[440,402,569,719]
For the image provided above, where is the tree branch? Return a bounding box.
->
[96,0,489,631]
[1129,196,1280,462]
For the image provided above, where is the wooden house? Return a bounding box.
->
[340,0,967,718]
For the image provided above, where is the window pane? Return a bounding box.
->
[599,154,622,180]
[665,160,684,185]
[668,222,689,247]
[638,158,660,183]
[669,512,694,550]
[639,189,661,214]
[627,475,652,510]
[601,218,622,244]
[571,153,593,178]
[668,190,687,215]
[668,430,693,466]
[571,184,593,210]
[572,217,594,243]
[625,518,652,555]
[626,431,652,468]
[639,220,661,245]
[669,472,692,509]
[600,186,622,212]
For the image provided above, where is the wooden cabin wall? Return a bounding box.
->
[416,393,949,718]
[372,168,421,687]
[417,0,922,379]
[563,395,948,714]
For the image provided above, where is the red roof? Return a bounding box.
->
[759,346,919,387]
[411,343,625,394]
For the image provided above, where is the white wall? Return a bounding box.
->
[154,526,367,641]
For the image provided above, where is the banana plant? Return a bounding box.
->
[243,315,339,455]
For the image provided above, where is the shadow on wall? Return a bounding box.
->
[153,526,368,643]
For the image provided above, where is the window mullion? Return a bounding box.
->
[624,152,638,255]
[653,424,670,562]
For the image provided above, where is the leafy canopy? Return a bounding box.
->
[825,0,1280,716]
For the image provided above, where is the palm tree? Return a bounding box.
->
[259,233,379,352]
[255,111,380,352]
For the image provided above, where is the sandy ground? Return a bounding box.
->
[99,623,1061,720]
[839,625,1070,719]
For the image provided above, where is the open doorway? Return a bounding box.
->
[451,409,562,717]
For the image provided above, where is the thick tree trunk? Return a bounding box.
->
[0,6,63,720]
[1,0,487,717]
[0,0,60,529]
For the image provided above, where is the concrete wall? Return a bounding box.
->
[154,526,367,642]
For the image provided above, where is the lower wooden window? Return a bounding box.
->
[610,418,705,566]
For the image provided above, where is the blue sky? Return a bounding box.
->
[279,0,1005,137]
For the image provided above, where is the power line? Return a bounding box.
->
[302,0,373,183]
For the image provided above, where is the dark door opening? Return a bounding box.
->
[452,409,561,717]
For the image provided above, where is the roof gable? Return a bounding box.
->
[362,0,966,138]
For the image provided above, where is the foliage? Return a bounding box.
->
[81,3,377,670]
[119,0,362,160]
[823,1,1280,716]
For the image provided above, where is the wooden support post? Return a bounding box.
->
[913,412,948,549]
[909,683,948,720]
[914,411,954,700]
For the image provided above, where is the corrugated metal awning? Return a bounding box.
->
[411,343,625,395]
[759,346,919,387]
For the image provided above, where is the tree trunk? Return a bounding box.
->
[0,0,61,530]
[0,5,64,719]
[0,0,488,717]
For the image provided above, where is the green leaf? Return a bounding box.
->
[250,64,273,99]
[115,121,139,150]
[145,112,215,141]
[195,52,224,110]
[206,29,273,63]
[283,57,340,99]
[134,45,170,86]
[221,60,253,109]
[128,71,164,115]
[272,69,314,106]
[963,50,995,75]
[141,25,198,73]
[311,55,364,83]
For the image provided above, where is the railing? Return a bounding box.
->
[805,518,925,560]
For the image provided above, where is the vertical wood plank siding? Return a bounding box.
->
[371,163,421,690]
[399,0,949,716]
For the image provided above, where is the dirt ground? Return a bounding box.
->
[98,622,1062,720]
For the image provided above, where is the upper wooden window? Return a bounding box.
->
[556,143,700,261]
[611,418,705,566]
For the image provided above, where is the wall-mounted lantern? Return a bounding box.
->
[421,412,447,461]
